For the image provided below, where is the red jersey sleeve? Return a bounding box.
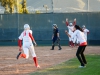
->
[66,21,69,26]
[29,32,34,41]
[73,21,76,26]
[18,39,22,47]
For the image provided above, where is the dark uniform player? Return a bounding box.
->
[51,24,62,50]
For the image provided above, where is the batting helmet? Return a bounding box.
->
[24,24,30,29]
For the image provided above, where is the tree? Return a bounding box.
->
[0,0,28,14]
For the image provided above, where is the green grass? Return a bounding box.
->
[30,54,100,75]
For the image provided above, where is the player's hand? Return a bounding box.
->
[19,47,22,51]
[57,37,60,41]
[35,44,37,46]
[66,18,68,21]
[74,18,76,21]
[65,30,68,33]
[34,42,37,46]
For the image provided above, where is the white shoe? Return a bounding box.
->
[78,66,86,68]
[36,65,40,68]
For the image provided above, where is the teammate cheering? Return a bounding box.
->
[65,25,87,68]
[51,24,62,50]
[17,24,40,68]
[82,25,89,41]
[66,18,76,47]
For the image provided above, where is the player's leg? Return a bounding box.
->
[51,37,56,50]
[22,47,29,59]
[29,44,40,68]
[80,46,87,64]
[73,36,76,47]
[76,46,85,67]
[69,37,72,47]
[17,43,29,59]
[56,38,62,50]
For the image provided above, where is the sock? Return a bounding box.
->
[33,57,38,67]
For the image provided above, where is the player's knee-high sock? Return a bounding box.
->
[33,57,38,67]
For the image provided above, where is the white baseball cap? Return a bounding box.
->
[69,23,73,26]
[24,24,30,29]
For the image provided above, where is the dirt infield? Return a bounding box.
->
[0,46,100,75]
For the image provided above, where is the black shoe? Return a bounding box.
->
[59,48,62,50]
[50,49,54,50]
[16,52,22,59]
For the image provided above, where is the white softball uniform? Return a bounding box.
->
[67,26,74,41]
[73,35,79,44]
[71,30,87,46]
[83,29,89,41]
[18,30,36,59]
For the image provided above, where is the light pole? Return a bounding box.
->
[88,0,89,11]
[43,5,48,13]
[51,0,53,13]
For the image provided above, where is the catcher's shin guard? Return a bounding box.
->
[58,44,62,50]
[51,45,55,50]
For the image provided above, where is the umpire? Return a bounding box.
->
[51,24,62,50]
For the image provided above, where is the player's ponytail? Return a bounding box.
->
[75,25,83,32]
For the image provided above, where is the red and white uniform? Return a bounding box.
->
[71,30,87,46]
[66,21,76,41]
[83,29,89,41]
[18,30,36,58]
[18,24,40,68]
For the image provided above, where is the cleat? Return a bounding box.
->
[36,65,40,68]
[16,52,22,59]
[78,66,86,68]
[59,48,62,50]
[50,49,54,50]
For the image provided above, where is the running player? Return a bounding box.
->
[66,18,76,47]
[65,25,87,68]
[16,24,40,68]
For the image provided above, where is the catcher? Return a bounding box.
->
[51,24,62,50]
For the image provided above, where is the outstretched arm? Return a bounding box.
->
[73,18,76,26]
[29,33,37,46]
[66,18,69,26]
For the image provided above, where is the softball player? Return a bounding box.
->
[66,18,76,47]
[82,25,89,41]
[65,25,87,68]
[17,24,40,68]
[51,24,62,50]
